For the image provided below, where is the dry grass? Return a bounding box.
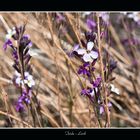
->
[0,12,140,127]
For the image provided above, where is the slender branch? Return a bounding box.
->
[0,110,32,127]
[96,13,111,127]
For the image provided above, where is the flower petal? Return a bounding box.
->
[6,28,16,40]
[24,72,29,77]
[27,75,33,81]
[3,39,12,51]
[90,90,95,97]
[108,102,112,107]
[16,77,21,85]
[83,53,93,62]
[27,82,32,88]
[24,79,28,84]
[15,71,21,77]
[28,42,33,47]
[86,19,96,30]
[31,80,35,86]
[76,48,86,55]
[81,89,87,95]
[73,44,79,51]
[87,41,94,51]
[89,51,98,59]
[99,106,104,114]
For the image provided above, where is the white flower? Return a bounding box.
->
[127,12,140,22]
[15,71,21,77]
[24,72,35,88]
[75,41,98,62]
[24,72,29,77]
[6,27,16,40]
[90,87,98,97]
[110,84,120,95]
[15,71,35,88]
[15,77,22,85]
[15,71,22,85]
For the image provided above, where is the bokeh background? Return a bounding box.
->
[0,12,140,127]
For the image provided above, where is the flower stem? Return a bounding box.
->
[96,13,111,127]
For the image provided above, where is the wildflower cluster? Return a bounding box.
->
[71,31,118,116]
[3,25,35,112]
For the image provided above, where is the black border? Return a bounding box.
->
[0,0,140,11]
[0,0,140,139]
[0,128,140,137]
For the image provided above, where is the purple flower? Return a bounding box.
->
[99,106,104,114]
[85,32,97,42]
[16,94,25,112]
[99,102,112,114]
[92,76,102,88]
[16,89,31,112]
[69,44,80,57]
[86,19,96,30]
[109,59,117,72]
[12,50,18,60]
[56,13,65,23]
[3,25,35,112]
[81,87,98,99]
[78,66,90,76]
[78,62,95,77]
[99,12,110,25]
[20,35,31,47]
[81,89,88,95]
[78,63,90,75]
[16,102,24,112]
[3,39,13,51]
[25,97,30,104]
[83,62,90,67]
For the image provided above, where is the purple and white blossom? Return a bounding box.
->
[74,41,98,62]
[5,27,16,40]
[99,102,112,114]
[24,72,35,88]
[3,39,13,51]
[15,71,35,88]
[69,29,118,118]
[3,25,35,112]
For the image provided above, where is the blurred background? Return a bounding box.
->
[0,12,140,127]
